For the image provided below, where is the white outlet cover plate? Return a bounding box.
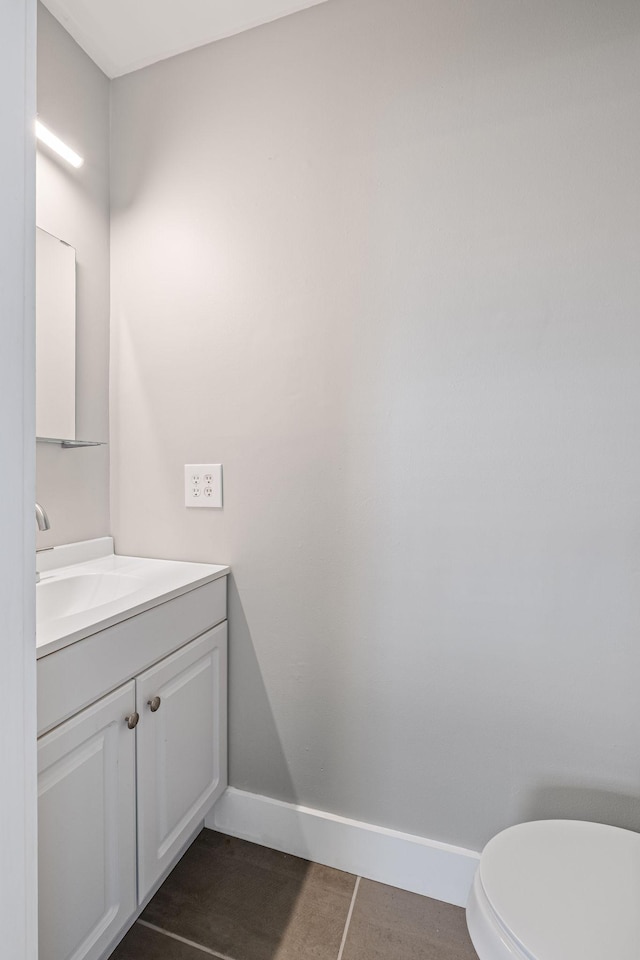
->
[185,464,223,508]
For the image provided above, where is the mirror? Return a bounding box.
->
[36,226,77,442]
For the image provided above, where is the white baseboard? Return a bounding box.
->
[206,787,479,908]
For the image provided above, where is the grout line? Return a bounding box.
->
[136,919,237,960]
[336,875,361,960]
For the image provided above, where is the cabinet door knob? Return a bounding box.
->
[147,696,161,713]
[125,712,140,730]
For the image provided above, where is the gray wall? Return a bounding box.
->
[111,0,640,850]
[36,4,110,548]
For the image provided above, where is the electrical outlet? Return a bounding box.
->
[185,464,222,508]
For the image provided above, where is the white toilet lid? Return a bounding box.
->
[479,820,640,960]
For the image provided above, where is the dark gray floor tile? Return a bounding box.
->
[342,879,478,960]
[110,921,210,960]
[142,829,356,960]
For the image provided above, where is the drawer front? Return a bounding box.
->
[38,577,227,736]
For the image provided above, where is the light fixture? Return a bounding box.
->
[35,120,84,168]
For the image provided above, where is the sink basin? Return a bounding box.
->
[37,572,142,623]
[35,537,229,658]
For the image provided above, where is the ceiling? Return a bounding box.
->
[42,0,330,78]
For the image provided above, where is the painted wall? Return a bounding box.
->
[36,3,110,548]
[111,0,640,850]
[0,0,38,954]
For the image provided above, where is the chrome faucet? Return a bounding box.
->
[35,503,51,584]
[35,502,50,532]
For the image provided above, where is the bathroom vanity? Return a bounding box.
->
[36,538,229,960]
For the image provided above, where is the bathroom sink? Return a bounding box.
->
[35,537,229,657]
[37,572,142,623]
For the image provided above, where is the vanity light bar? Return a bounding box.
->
[35,120,84,169]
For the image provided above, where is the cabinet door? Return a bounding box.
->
[136,623,227,902]
[38,682,137,960]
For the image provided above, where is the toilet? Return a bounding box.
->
[466,819,640,960]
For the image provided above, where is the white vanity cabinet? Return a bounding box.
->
[37,572,228,960]
[38,683,138,960]
[136,623,227,902]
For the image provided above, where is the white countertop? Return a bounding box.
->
[36,538,229,659]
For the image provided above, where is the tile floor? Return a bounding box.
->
[110,830,479,960]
